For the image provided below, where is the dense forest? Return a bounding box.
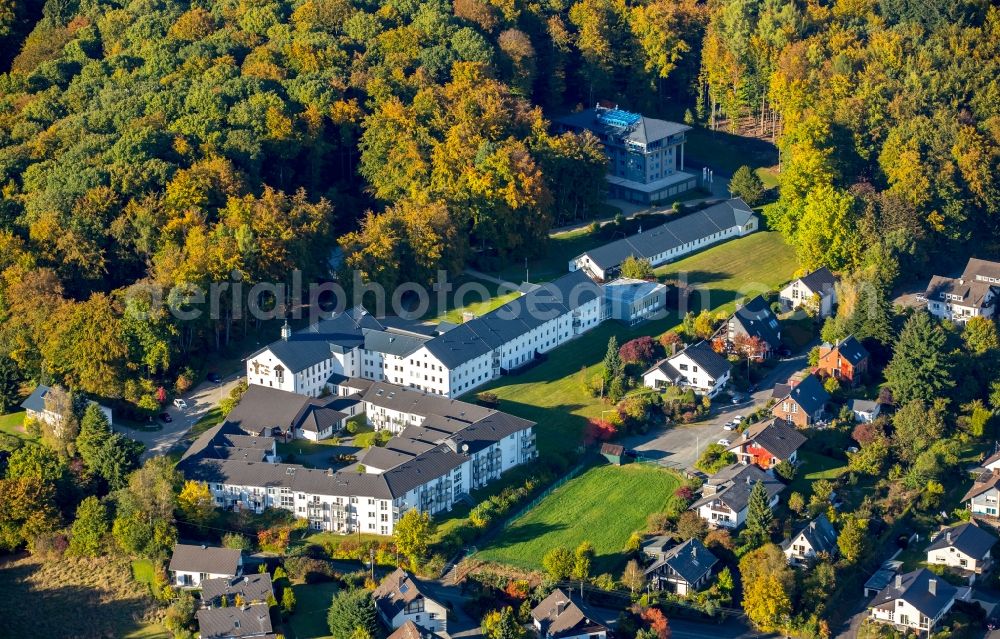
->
[0,0,997,410]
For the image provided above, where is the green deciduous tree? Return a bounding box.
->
[620,255,654,280]
[543,547,575,581]
[0,354,22,413]
[69,496,109,557]
[394,508,436,571]
[481,606,525,639]
[739,544,794,632]
[837,516,869,563]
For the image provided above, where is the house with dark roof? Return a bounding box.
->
[220,384,358,442]
[919,257,1000,324]
[201,574,274,608]
[640,535,674,561]
[642,340,732,398]
[721,295,782,357]
[962,469,1000,518]
[168,544,243,588]
[531,588,610,639]
[727,418,806,469]
[771,374,830,428]
[20,384,113,431]
[868,568,968,634]
[780,267,838,317]
[374,569,448,635]
[782,513,838,565]
[386,620,441,639]
[815,336,869,387]
[926,523,997,576]
[568,199,758,280]
[555,105,696,205]
[644,538,719,596]
[196,603,275,639]
[690,463,784,529]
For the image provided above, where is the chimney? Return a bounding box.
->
[895,575,902,589]
[281,321,292,341]
[946,531,952,544]
[928,578,937,596]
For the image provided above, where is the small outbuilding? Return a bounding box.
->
[600,443,626,465]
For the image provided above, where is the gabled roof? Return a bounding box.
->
[849,399,879,414]
[796,267,838,296]
[783,513,838,556]
[249,307,383,373]
[531,588,609,639]
[982,449,1000,469]
[780,374,829,415]
[924,275,998,308]
[771,383,791,400]
[962,257,1000,283]
[824,335,869,367]
[870,568,959,620]
[168,544,241,576]
[387,620,440,639]
[196,603,274,638]
[201,574,274,606]
[645,538,718,585]
[730,295,781,348]
[374,568,438,621]
[926,523,997,560]
[733,418,806,460]
[222,385,314,436]
[962,469,1000,502]
[19,384,52,413]
[671,341,732,381]
[690,463,784,514]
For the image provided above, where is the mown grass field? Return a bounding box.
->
[462,231,798,456]
[477,463,682,574]
[0,409,36,445]
[285,581,339,639]
[0,554,165,638]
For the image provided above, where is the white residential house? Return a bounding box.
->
[849,399,882,423]
[644,538,718,596]
[20,384,114,432]
[962,470,1000,517]
[868,569,968,634]
[374,569,448,634]
[690,463,783,529]
[168,544,243,588]
[780,267,838,317]
[782,513,838,565]
[531,588,609,639]
[920,257,1000,324]
[925,523,997,576]
[642,341,732,398]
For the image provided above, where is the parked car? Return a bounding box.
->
[723,423,735,431]
[173,398,188,410]
[158,412,173,423]
[207,372,222,383]
[717,438,731,447]
[732,415,745,424]
[730,393,745,404]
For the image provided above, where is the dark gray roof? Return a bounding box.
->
[691,463,783,514]
[735,418,806,460]
[926,523,997,560]
[363,328,430,358]
[924,275,997,308]
[361,382,495,422]
[223,386,314,436]
[849,399,879,414]
[19,384,50,413]
[374,568,438,621]
[963,257,1000,283]
[178,422,275,466]
[531,588,609,639]
[870,569,959,620]
[423,270,601,368]
[834,335,868,366]
[196,603,273,638]
[249,307,383,373]
[782,375,829,415]
[575,199,755,271]
[771,383,792,400]
[783,513,838,556]
[645,538,718,585]
[730,295,781,348]
[555,108,690,146]
[201,574,274,606]
[168,544,241,576]
[675,341,732,380]
[963,470,1000,502]
[797,267,837,296]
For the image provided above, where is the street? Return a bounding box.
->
[125,372,245,459]
[620,351,812,471]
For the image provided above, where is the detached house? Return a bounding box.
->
[727,418,806,469]
[849,399,882,423]
[920,257,1000,324]
[721,296,782,357]
[168,544,243,588]
[814,336,869,387]
[782,513,838,565]
[196,603,274,639]
[644,538,719,596]
[374,569,448,635]
[962,470,1000,517]
[926,523,997,576]
[201,574,274,608]
[531,588,610,639]
[771,374,830,428]
[690,463,783,529]
[780,267,838,317]
[21,384,114,431]
[642,341,732,397]
[868,569,968,635]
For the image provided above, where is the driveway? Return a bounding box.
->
[619,352,811,471]
[125,372,245,459]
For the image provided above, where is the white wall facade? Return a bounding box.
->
[780,280,835,318]
[870,598,953,634]
[926,294,997,324]
[928,546,989,573]
[246,348,359,398]
[666,351,730,397]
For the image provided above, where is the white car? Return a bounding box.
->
[723,423,735,431]
[173,398,189,410]
[732,415,745,424]
[717,438,731,447]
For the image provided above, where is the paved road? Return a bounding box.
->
[619,351,812,472]
[669,618,776,639]
[126,372,244,459]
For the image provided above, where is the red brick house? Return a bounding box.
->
[772,374,830,428]
[815,335,869,387]
[727,418,806,470]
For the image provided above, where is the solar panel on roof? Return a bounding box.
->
[597,109,641,128]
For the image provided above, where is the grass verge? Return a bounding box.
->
[285,581,339,639]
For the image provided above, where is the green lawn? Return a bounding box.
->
[433,289,523,324]
[476,463,682,574]
[0,410,36,445]
[493,226,602,283]
[285,581,339,639]
[787,450,849,499]
[462,231,798,457]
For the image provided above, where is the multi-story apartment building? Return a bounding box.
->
[919,257,1000,324]
[177,381,537,536]
[555,105,697,204]
[246,270,602,399]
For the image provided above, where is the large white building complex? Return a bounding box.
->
[177,379,536,536]
[246,270,603,399]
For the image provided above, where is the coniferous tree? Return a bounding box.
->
[744,481,773,547]
[327,589,378,639]
[884,312,954,404]
[0,354,22,413]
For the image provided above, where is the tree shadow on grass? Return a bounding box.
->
[481,521,567,550]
